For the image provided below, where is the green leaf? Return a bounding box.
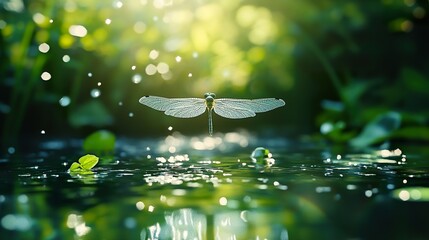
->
[83,130,116,152]
[78,154,99,170]
[350,111,401,148]
[401,68,429,95]
[392,127,429,141]
[69,162,82,172]
[69,100,113,128]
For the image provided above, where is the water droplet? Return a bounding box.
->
[90,89,101,98]
[49,19,53,23]
[41,130,46,134]
[118,101,123,106]
[97,82,101,86]
[131,65,136,70]
[88,72,93,77]
[168,126,173,131]
[62,55,70,62]
[59,96,71,107]
[192,52,199,58]
[188,73,192,77]
[147,155,151,159]
[132,74,142,84]
[105,18,112,25]
[38,43,50,53]
[41,72,51,81]
[129,112,134,117]
[175,56,182,62]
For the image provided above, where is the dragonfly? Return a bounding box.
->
[139,92,285,136]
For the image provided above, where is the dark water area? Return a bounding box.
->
[1,133,429,239]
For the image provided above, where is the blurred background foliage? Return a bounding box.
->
[1,0,428,147]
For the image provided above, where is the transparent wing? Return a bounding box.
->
[213,98,285,119]
[213,101,256,119]
[216,98,285,113]
[139,96,206,118]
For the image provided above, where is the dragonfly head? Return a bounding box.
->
[204,92,216,99]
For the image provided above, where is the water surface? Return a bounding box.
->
[1,133,429,239]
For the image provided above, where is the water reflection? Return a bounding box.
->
[1,135,429,239]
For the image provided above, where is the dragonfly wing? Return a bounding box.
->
[216,98,285,113]
[139,96,206,118]
[165,102,206,118]
[213,100,256,119]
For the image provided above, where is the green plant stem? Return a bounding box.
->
[2,23,36,147]
[300,30,343,99]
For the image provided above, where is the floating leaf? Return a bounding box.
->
[69,162,81,172]
[78,154,99,170]
[83,130,116,152]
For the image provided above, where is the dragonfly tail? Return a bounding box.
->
[208,110,213,136]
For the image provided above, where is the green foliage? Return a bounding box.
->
[69,100,113,128]
[1,0,428,140]
[68,154,99,172]
[350,112,401,148]
[83,130,116,153]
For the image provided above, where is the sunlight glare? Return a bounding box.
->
[145,64,157,75]
[59,96,71,107]
[41,72,51,81]
[149,49,159,59]
[38,43,50,53]
[62,55,70,62]
[68,25,87,37]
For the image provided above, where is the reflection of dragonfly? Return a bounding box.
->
[139,92,285,135]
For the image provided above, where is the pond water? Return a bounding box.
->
[1,132,429,239]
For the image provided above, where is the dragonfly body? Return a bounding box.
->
[139,92,285,135]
